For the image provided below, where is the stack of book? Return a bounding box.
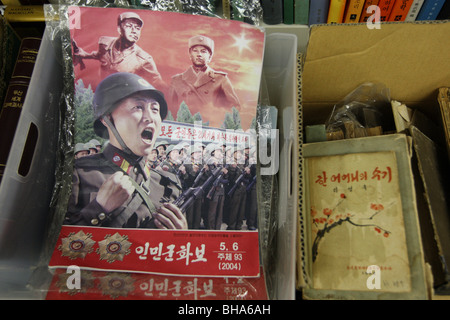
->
[262,0,449,25]
[0,8,43,184]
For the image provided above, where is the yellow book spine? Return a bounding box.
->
[222,0,231,19]
[343,0,364,23]
[327,0,348,23]
[0,0,22,6]
[4,5,45,23]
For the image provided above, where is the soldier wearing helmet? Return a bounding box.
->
[203,143,228,230]
[159,144,182,175]
[72,11,167,92]
[65,72,186,229]
[178,144,204,229]
[154,140,169,161]
[74,143,89,159]
[86,142,98,155]
[226,145,251,230]
[147,147,159,169]
[177,141,191,164]
[168,35,240,115]
[89,138,102,152]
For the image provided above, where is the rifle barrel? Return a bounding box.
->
[173,166,222,212]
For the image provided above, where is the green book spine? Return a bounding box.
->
[284,0,295,24]
[294,0,310,24]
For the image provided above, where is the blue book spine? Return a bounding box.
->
[309,0,331,25]
[416,0,446,20]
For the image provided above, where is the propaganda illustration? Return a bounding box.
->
[67,8,265,232]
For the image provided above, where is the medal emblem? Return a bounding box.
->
[54,269,95,295]
[98,272,135,299]
[97,232,132,263]
[58,231,95,260]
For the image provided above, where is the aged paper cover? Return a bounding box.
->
[307,151,411,292]
[301,134,428,299]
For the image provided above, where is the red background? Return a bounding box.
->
[49,225,260,278]
[69,6,265,129]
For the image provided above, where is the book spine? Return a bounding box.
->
[26,0,48,5]
[343,0,365,22]
[222,0,231,19]
[0,0,22,5]
[284,0,295,24]
[359,0,380,22]
[309,0,330,24]
[261,0,284,24]
[294,0,310,24]
[0,37,41,183]
[416,0,446,20]
[404,0,425,21]
[4,5,45,23]
[0,17,21,110]
[388,0,415,21]
[327,0,348,23]
[437,0,450,18]
[378,0,396,21]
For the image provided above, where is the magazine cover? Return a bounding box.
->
[45,267,268,300]
[307,150,412,291]
[48,6,265,278]
[301,134,428,300]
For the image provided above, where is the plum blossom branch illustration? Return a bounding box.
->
[311,194,391,263]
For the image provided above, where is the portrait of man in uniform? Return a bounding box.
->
[65,72,186,229]
[66,8,265,231]
[168,35,240,115]
[72,12,167,92]
[70,8,264,130]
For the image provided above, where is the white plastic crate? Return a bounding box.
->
[0,27,63,298]
[262,33,299,300]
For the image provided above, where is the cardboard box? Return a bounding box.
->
[302,21,450,127]
[299,21,450,299]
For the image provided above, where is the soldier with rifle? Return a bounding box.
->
[72,12,167,92]
[203,143,228,230]
[159,144,182,175]
[174,160,222,227]
[178,144,205,229]
[226,145,251,230]
[245,146,258,230]
[222,145,235,224]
